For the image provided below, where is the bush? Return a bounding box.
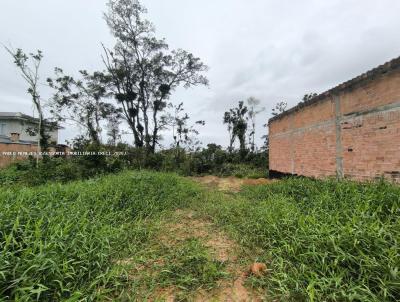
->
[0,152,127,187]
[0,143,269,187]
[0,164,21,185]
[163,144,268,177]
[218,163,267,178]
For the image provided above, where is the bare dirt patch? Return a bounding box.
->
[190,175,274,193]
[160,209,238,264]
[154,209,265,301]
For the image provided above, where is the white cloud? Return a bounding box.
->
[1,0,400,148]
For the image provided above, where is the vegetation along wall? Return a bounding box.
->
[269,56,400,182]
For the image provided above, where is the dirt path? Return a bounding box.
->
[114,176,272,301]
[190,175,274,193]
[154,209,264,301]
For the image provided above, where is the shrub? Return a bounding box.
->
[0,164,21,185]
[218,163,267,178]
[0,143,269,187]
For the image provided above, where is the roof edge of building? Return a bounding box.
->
[268,55,400,124]
[0,112,63,129]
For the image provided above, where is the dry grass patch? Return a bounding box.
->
[190,175,274,193]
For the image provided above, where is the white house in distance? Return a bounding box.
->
[0,112,69,168]
[0,112,59,144]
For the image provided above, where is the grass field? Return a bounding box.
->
[0,171,399,301]
[194,178,400,301]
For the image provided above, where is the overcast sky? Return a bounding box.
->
[1,0,400,148]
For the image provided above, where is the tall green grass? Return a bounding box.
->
[196,178,400,301]
[2,170,399,301]
[158,238,226,291]
[0,171,199,301]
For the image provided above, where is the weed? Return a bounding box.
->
[1,170,398,301]
[0,171,199,301]
[194,177,400,301]
[159,238,226,291]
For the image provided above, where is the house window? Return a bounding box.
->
[0,124,6,135]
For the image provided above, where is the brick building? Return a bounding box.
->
[268,56,400,182]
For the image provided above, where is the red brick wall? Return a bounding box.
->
[0,144,68,168]
[269,69,400,182]
[0,143,38,168]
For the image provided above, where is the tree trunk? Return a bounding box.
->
[229,129,235,153]
[143,106,150,149]
[151,108,158,153]
[251,121,256,152]
[129,118,142,148]
[94,99,102,143]
[36,109,41,168]
[87,116,100,145]
[34,98,43,168]
[139,78,150,150]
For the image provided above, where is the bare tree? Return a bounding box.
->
[246,96,265,152]
[167,102,204,152]
[5,47,46,167]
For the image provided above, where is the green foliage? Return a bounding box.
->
[223,101,248,155]
[47,68,117,145]
[218,163,267,179]
[154,144,268,177]
[0,164,21,185]
[0,155,120,187]
[196,178,400,301]
[0,141,269,187]
[0,171,199,301]
[104,0,208,151]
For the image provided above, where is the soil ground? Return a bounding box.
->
[189,175,274,193]
[154,209,265,301]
